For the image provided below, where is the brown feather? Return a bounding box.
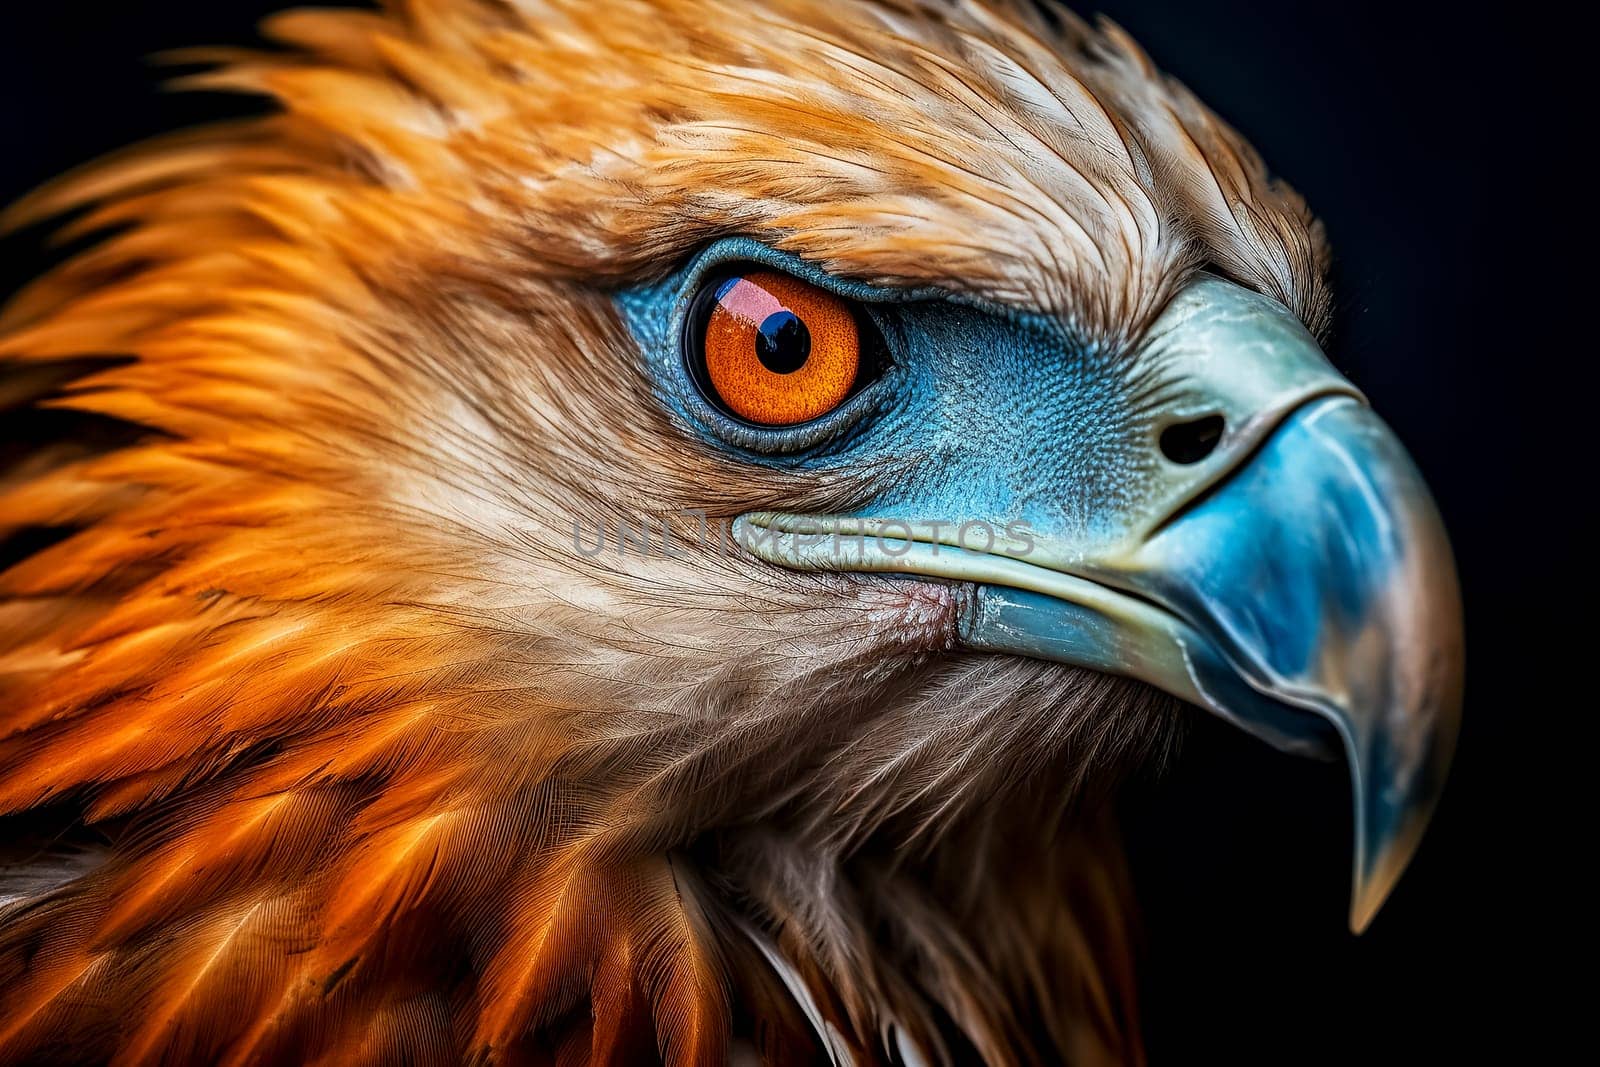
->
[0,1,1327,1062]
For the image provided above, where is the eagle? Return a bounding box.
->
[0,1,1463,1063]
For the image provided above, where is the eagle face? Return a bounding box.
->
[0,1,1461,1064]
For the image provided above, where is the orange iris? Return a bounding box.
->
[699,270,860,425]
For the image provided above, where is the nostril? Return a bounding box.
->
[1160,414,1225,465]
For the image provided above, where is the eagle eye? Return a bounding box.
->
[686,268,880,427]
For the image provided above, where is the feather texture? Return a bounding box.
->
[0,1,1326,1062]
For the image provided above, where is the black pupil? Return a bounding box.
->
[755,310,810,374]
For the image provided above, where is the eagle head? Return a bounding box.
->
[0,1,1462,1063]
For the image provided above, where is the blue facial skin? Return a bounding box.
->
[614,236,1358,755]
[614,237,1160,546]
[616,236,1464,931]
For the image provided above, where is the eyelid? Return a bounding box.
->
[673,238,936,317]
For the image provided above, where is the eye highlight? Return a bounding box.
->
[689,269,862,426]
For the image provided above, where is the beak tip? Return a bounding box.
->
[1348,864,1394,935]
[1348,850,1406,935]
[1346,754,1452,935]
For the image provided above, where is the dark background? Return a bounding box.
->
[0,1,1567,1061]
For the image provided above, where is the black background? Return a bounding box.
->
[0,2,1567,1062]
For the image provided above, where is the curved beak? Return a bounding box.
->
[1084,394,1462,931]
[736,277,1463,931]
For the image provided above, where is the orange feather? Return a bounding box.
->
[0,1,1331,1062]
